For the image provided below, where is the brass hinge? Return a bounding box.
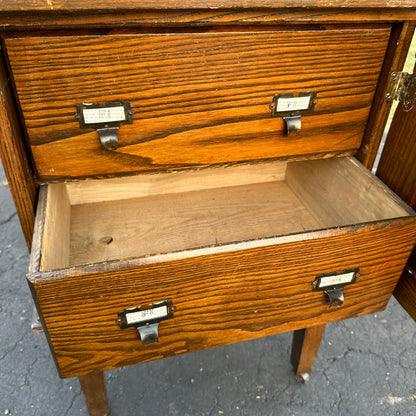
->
[385,71,416,111]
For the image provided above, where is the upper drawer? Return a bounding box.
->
[5,27,390,180]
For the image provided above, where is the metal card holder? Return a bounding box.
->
[270,92,318,136]
[117,301,175,345]
[76,100,133,150]
[312,268,360,307]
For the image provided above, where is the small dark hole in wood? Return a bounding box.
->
[100,236,113,245]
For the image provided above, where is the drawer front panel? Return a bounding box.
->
[29,219,416,378]
[6,27,390,180]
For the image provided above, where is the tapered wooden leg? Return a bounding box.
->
[291,324,325,383]
[78,372,110,416]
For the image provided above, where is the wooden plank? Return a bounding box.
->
[286,156,411,228]
[291,324,325,380]
[0,44,37,249]
[66,160,288,205]
[28,218,416,378]
[356,22,416,169]
[393,267,416,322]
[376,60,416,207]
[78,372,110,416]
[69,180,319,267]
[28,186,47,273]
[0,0,416,12]
[0,10,416,30]
[5,27,389,179]
[40,183,71,271]
[376,60,416,322]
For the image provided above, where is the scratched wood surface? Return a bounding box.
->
[376,62,416,322]
[5,27,390,180]
[28,218,416,378]
[0,11,415,31]
[0,0,416,12]
[0,48,37,248]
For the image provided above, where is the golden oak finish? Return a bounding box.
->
[1,11,416,31]
[376,61,416,321]
[29,218,416,378]
[0,0,416,11]
[0,48,37,248]
[1,2,416,414]
[356,22,416,169]
[27,157,416,378]
[5,27,390,179]
[291,325,325,380]
[78,372,110,416]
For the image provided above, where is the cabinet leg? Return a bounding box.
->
[78,371,110,416]
[291,324,325,383]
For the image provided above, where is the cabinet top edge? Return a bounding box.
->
[1,0,416,13]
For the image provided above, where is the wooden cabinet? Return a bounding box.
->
[1,2,416,415]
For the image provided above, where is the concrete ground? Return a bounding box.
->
[1,162,416,416]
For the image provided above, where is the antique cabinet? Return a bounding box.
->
[1,2,416,415]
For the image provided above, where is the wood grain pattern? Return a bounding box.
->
[291,324,325,376]
[356,22,416,169]
[393,266,416,321]
[69,181,319,267]
[78,372,110,416]
[5,27,390,179]
[286,157,411,228]
[28,218,416,378]
[0,46,37,248]
[376,60,416,322]
[40,183,70,271]
[0,10,415,31]
[65,160,288,205]
[0,0,416,12]
[376,75,416,207]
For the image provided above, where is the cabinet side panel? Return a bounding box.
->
[0,45,37,249]
[356,22,415,169]
[377,61,416,321]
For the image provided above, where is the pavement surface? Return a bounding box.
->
[1,161,416,416]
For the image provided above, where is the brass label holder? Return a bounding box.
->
[270,92,317,135]
[312,268,359,307]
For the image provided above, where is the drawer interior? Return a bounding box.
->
[38,156,412,272]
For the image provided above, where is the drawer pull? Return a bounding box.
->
[76,100,133,150]
[117,301,174,345]
[312,269,359,307]
[270,92,317,136]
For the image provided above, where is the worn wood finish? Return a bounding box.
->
[28,218,416,378]
[1,10,416,31]
[393,267,416,321]
[36,157,409,268]
[65,160,288,205]
[5,27,390,179]
[286,157,411,228]
[0,46,37,248]
[40,183,70,271]
[291,324,325,378]
[0,0,416,12]
[69,181,319,267]
[78,372,110,416]
[356,22,416,169]
[376,84,416,207]
[376,61,416,322]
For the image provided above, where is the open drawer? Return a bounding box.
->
[28,156,416,378]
